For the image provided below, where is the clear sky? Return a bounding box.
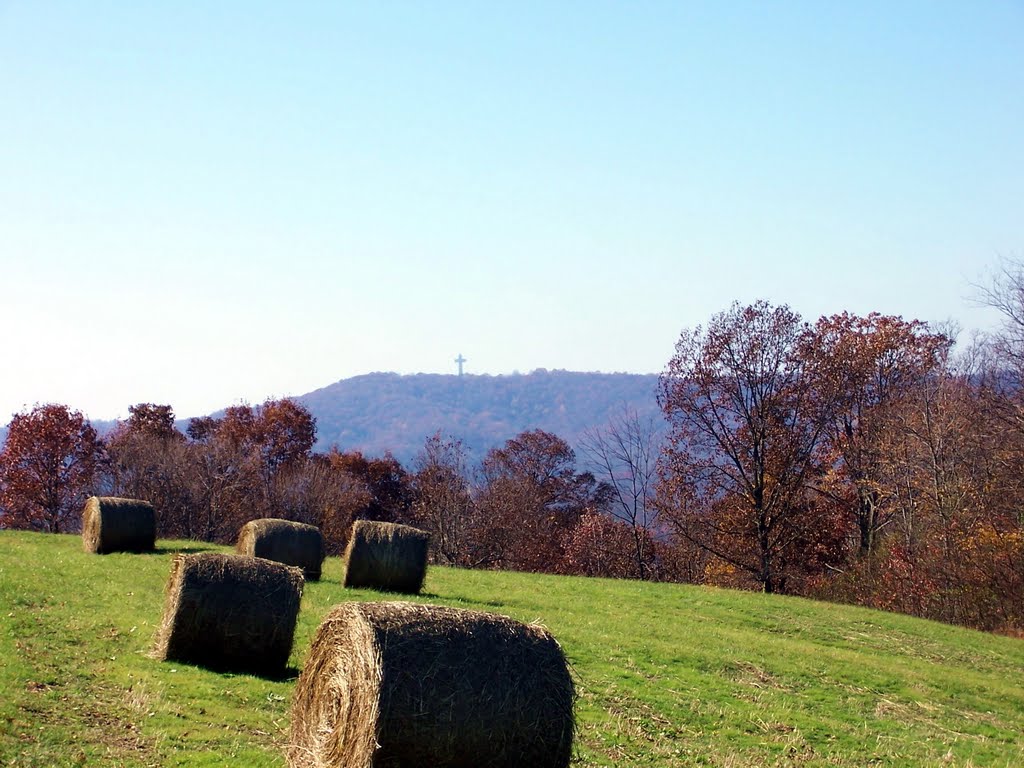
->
[1,2,1021,422]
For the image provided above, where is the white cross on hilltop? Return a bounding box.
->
[454,353,467,376]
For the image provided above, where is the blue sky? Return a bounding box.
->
[1,2,1021,421]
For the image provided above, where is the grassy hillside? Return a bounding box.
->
[2,531,1023,767]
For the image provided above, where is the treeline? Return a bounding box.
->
[0,398,663,576]
[0,399,398,554]
[657,302,1024,633]
[3,264,1024,635]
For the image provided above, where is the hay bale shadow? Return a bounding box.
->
[163,659,302,682]
[149,545,218,555]
[443,595,508,609]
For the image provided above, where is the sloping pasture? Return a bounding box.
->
[2,531,1023,767]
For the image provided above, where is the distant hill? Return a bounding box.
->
[294,370,663,464]
[0,370,665,468]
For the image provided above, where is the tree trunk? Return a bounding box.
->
[857,490,879,556]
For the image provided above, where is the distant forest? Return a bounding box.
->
[292,370,663,463]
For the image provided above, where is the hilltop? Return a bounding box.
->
[291,370,663,463]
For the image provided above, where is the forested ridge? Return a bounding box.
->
[295,369,662,462]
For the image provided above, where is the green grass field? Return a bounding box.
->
[2,530,1023,767]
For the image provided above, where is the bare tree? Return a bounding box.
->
[972,258,1024,462]
[580,406,662,579]
[972,258,1024,373]
[410,432,476,566]
[476,429,604,573]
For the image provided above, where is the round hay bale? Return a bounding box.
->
[81,496,156,554]
[236,518,326,581]
[289,601,575,768]
[152,552,304,675]
[342,520,430,594]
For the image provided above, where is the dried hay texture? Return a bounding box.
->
[288,601,575,768]
[342,520,430,594]
[81,496,156,554]
[152,552,304,675]
[236,518,326,581]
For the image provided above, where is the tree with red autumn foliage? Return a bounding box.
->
[476,429,608,573]
[561,510,654,578]
[658,301,839,593]
[800,312,950,557]
[270,453,372,554]
[0,404,106,532]
[219,399,316,477]
[861,349,1024,629]
[125,403,181,441]
[106,403,190,536]
[215,398,317,514]
[326,449,414,524]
